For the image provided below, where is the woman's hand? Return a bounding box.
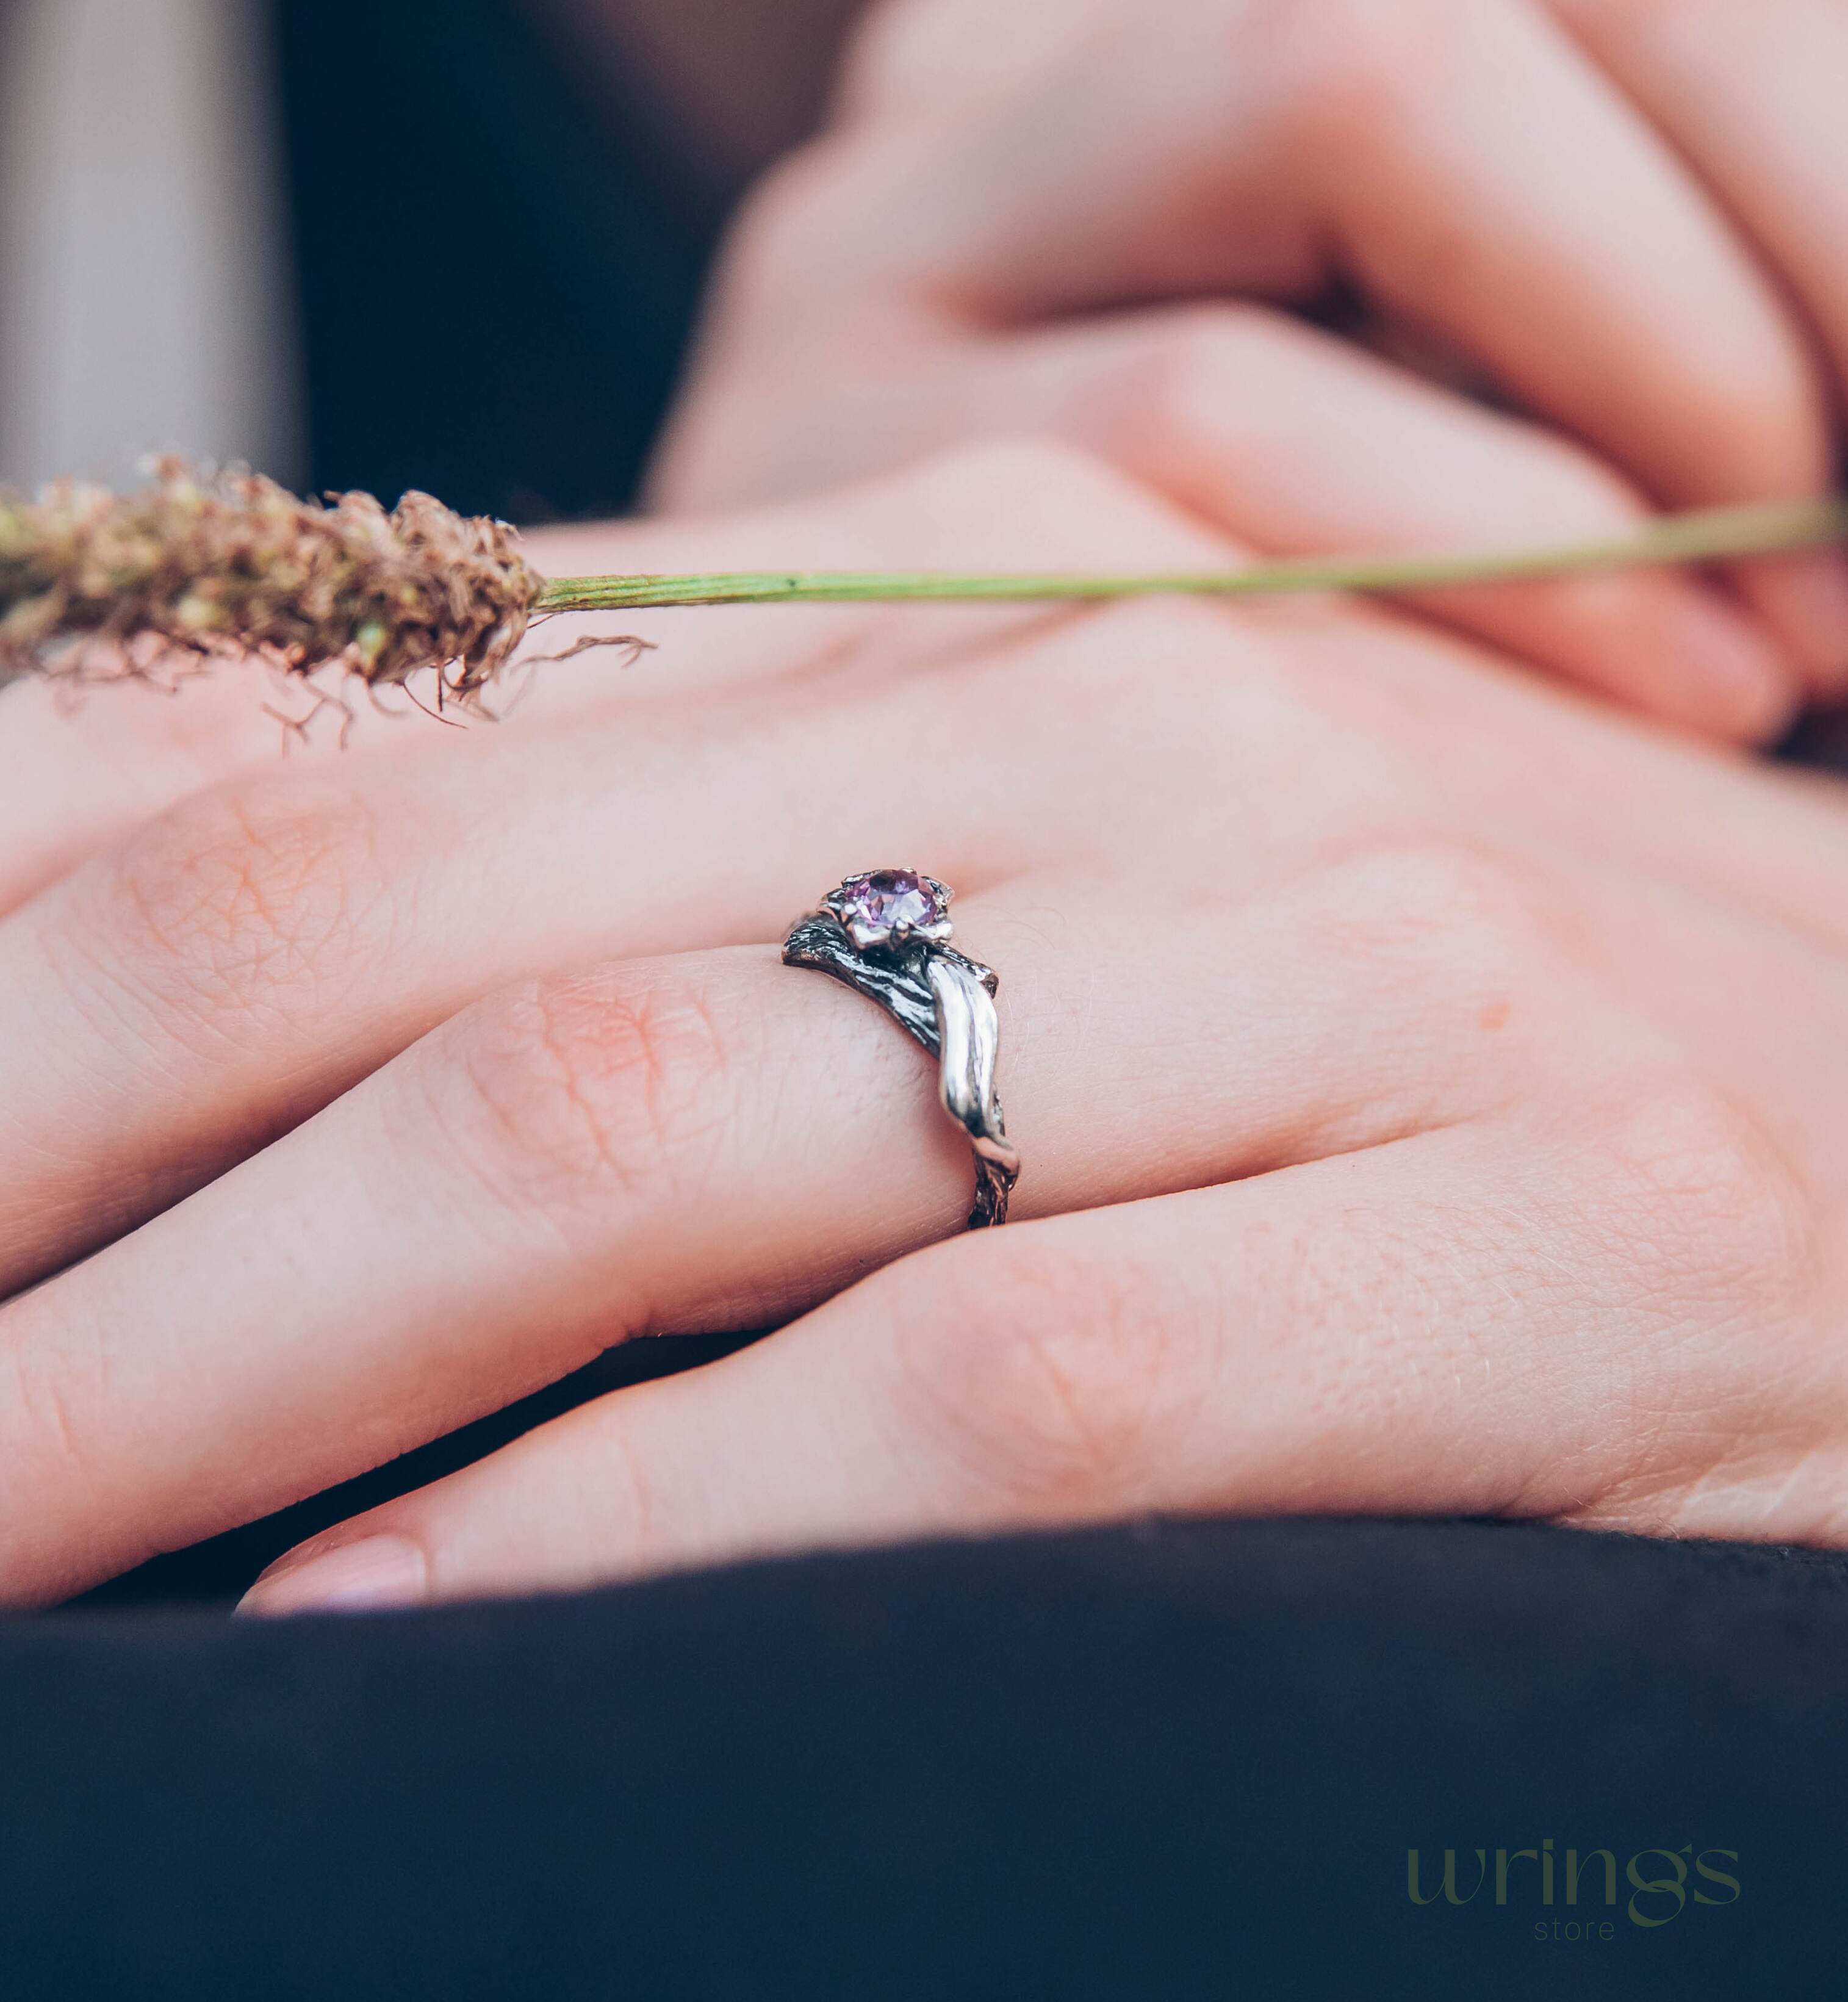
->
[1,442,1845,1607]
[653,0,1848,743]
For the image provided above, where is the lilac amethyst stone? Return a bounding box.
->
[831,869,951,951]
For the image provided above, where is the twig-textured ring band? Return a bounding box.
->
[783,871,1019,1229]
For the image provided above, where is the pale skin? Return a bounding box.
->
[1,441,1847,1615]
[653,0,1848,742]
[9,0,1848,1611]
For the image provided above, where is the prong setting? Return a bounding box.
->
[824,869,955,953]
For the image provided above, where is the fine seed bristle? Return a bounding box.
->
[0,458,544,702]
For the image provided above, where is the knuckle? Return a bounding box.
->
[1102,305,1282,470]
[714,127,890,311]
[1545,1071,1822,1513]
[722,142,840,268]
[893,1231,1206,1513]
[984,595,1348,821]
[1003,592,1300,721]
[1289,0,1453,140]
[1582,1074,1817,1322]
[99,774,384,1032]
[836,0,960,112]
[446,966,732,1219]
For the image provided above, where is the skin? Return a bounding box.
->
[651,0,1848,743]
[1,442,1847,1612]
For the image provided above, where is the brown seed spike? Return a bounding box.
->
[0,458,544,704]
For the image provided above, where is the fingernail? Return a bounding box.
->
[1736,552,1848,696]
[1659,596,1801,742]
[237,1533,429,1616]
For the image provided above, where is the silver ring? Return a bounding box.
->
[783,870,1019,1229]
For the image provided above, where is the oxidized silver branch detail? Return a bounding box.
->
[782,870,1019,1229]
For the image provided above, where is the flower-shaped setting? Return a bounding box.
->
[825,869,955,952]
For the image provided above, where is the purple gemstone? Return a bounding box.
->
[835,869,947,943]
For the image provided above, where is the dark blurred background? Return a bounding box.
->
[273,0,710,520]
[0,0,869,517]
[271,0,867,519]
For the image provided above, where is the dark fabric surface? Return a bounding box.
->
[2,1516,1840,2000]
[269,0,712,522]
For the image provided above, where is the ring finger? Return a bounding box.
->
[0,854,1538,1603]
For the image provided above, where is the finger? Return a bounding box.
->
[1544,0,1848,686]
[0,441,1229,913]
[0,443,1237,1294]
[1544,0,1848,393]
[0,690,1013,1294]
[0,845,1541,1604]
[518,434,1234,708]
[674,301,1803,739]
[1090,308,1801,733]
[244,1081,1811,1612]
[1257,591,1848,965]
[835,0,1106,123]
[0,668,358,917]
[826,0,1844,684]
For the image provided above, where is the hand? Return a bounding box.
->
[0,442,1838,1608]
[652,0,1848,743]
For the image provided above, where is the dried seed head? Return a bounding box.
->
[0,458,544,702]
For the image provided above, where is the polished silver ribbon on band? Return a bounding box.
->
[783,895,1019,1230]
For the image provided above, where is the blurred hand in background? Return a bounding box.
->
[654,0,1848,744]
